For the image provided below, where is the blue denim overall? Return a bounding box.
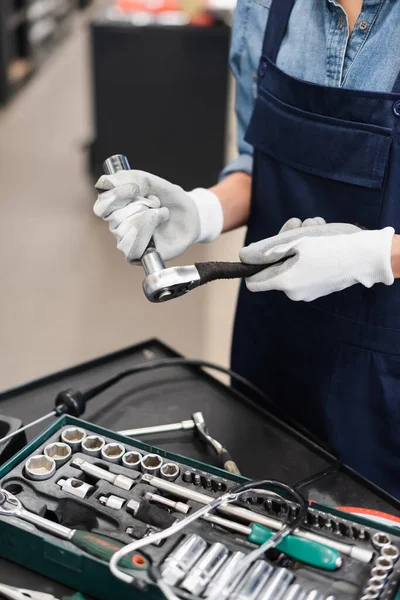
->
[231,0,400,498]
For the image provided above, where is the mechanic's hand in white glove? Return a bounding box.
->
[240,219,394,302]
[94,171,223,263]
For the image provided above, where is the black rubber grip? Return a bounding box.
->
[195,261,267,285]
[136,501,176,529]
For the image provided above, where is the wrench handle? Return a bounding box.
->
[195,261,271,285]
[103,154,165,274]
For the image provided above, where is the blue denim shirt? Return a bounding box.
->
[222,0,400,178]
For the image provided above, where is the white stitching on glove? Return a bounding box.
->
[240,220,394,302]
[94,171,223,263]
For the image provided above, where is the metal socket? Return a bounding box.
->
[230,561,274,600]
[367,577,385,591]
[372,532,392,551]
[61,427,87,451]
[362,588,380,599]
[44,442,72,467]
[161,534,208,586]
[57,477,94,499]
[160,463,180,482]
[370,566,388,581]
[81,435,106,457]
[381,544,399,563]
[99,494,126,510]
[375,555,394,572]
[122,451,142,470]
[25,455,56,481]
[181,542,229,596]
[101,442,125,464]
[141,453,163,475]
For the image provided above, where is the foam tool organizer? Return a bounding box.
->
[0,416,399,600]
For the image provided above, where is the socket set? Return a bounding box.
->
[0,417,400,600]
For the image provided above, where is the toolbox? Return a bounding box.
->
[0,415,400,600]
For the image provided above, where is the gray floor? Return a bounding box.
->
[0,10,243,390]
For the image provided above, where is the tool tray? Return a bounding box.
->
[0,416,400,600]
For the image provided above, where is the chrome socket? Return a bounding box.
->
[381,544,399,563]
[81,435,106,458]
[372,532,392,552]
[204,551,247,600]
[256,567,294,600]
[141,453,163,476]
[99,494,126,510]
[122,451,142,470]
[25,455,56,481]
[367,577,385,591]
[60,427,87,451]
[374,555,394,572]
[370,566,388,581]
[181,542,229,596]
[160,463,180,482]
[362,588,380,599]
[101,442,125,464]
[44,442,72,467]
[282,585,308,600]
[230,561,274,600]
[57,477,94,499]
[161,534,208,586]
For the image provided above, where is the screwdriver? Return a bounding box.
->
[0,490,148,571]
[202,513,342,570]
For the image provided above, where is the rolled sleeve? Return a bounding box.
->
[220,153,253,179]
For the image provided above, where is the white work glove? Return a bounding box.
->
[240,219,395,302]
[94,171,224,262]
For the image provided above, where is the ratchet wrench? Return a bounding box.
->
[103,155,271,303]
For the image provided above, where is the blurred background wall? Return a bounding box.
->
[0,2,244,389]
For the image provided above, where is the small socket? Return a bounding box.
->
[25,455,56,481]
[99,494,126,510]
[81,435,106,458]
[122,451,142,470]
[141,453,163,475]
[58,477,94,499]
[367,577,385,591]
[381,544,399,563]
[44,442,72,467]
[375,555,394,572]
[61,427,87,451]
[372,532,392,551]
[362,587,380,599]
[160,463,180,482]
[370,566,388,581]
[101,442,125,464]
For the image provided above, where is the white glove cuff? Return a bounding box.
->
[188,188,224,243]
[354,227,395,287]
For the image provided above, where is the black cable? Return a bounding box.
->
[294,458,343,491]
[81,358,271,405]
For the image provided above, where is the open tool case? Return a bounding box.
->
[0,416,400,600]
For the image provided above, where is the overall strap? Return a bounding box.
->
[262,0,296,62]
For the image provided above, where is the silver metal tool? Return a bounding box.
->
[144,492,190,514]
[119,420,195,437]
[57,477,94,499]
[81,435,105,457]
[122,451,142,470]
[24,455,56,481]
[367,577,385,591]
[182,470,192,483]
[370,566,388,581]
[101,442,125,464]
[160,534,208,586]
[126,498,141,516]
[362,588,380,599]
[140,473,374,563]
[257,567,294,600]
[103,154,171,301]
[44,442,72,467]
[193,473,201,486]
[230,560,273,600]
[374,555,394,572]
[282,585,308,600]
[0,583,60,600]
[204,551,247,599]
[381,544,399,563]
[141,453,163,475]
[99,494,126,510]
[72,457,135,490]
[303,593,325,600]
[60,427,86,451]
[160,463,180,482]
[180,542,229,595]
[372,532,392,551]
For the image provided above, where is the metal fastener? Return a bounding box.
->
[141,453,163,476]
[160,463,180,482]
[25,455,56,481]
[61,427,87,451]
[122,451,142,470]
[372,532,391,551]
[381,544,399,563]
[99,494,126,510]
[101,442,125,464]
[81,435,106,458]
[44,442,72,467]
[57,477,94,499]
[71,457,135,490]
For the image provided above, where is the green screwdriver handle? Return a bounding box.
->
[249,524,342,570]
[71,530,149,570]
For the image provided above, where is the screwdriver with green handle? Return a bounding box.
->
[202,513,342,570]
[0,490,148,571]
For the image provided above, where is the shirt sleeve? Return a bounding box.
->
[220,0,272,179]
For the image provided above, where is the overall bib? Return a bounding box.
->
[231,0,400,498]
